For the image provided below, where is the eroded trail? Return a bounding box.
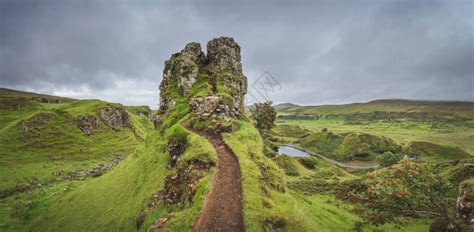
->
[182,122,244,232]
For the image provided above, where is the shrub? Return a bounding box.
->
[297,157,318,169]
[273,155,299,176]
[250,101,277,132]
[352,160,451,226]
[375,151,403,167]
[11,199,38,220]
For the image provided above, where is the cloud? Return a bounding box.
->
[0,0,472,107]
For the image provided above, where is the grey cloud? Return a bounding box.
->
[0,0,472,107]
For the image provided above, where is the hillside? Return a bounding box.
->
[0,38,384,232]
[1,38,471,232]
[276,100,474,155]
[276,99,474,117]
[273,103,301,111]
[0,88,75,104]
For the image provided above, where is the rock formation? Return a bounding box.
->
[156,37,247,129]
[77,105,132,135]
[99,106,132,129]
[77,115,101,136]
[457,181,474,224]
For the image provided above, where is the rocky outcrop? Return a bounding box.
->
[457,180,474,224]
[76,115,100,135]
[156,37,247,128]
[30,97,64,104]
[99,106,132,129]
[188,95,240,120]
[207,37,243,76]
[76,105,132,135]
[158,43,204,112]
[161,162,209,205]
[128,106,152,119]
[167,139,187,168]
[21,112,54,139]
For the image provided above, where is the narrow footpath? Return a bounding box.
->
[182,121,245,232]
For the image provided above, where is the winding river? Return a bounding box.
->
[278,145,379,169]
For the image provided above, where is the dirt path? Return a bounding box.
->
[182,122,245,232]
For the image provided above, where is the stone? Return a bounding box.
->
[457,181,474,224]
[153,114,161,129]
[21,112,55,139]
[166,139,187,168]
[76,115,100,136]
[181,42,206,65]
[207,37,243,75]
[99,106,132,129]
[177,66,198,96]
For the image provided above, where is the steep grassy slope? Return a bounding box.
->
[11,122,214,232]
[0,90,141,192]
[0,89,216,231]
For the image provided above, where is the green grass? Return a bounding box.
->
[0,117,217,231]
[0,97,142,190]
[277,99,474,118]
[1,87,447,231]
[225,121,428,231]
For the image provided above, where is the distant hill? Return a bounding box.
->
[273,103,301,111]
[276,99,474,118]
[0,87,75,103]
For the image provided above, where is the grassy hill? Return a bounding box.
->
[0,88,74,103]
[0,88,148,192]
[275,99,474,117]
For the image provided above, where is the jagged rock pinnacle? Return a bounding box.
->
[156,37,247,129]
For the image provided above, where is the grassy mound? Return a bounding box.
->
[299,131,400,161]
[404,141,470,159]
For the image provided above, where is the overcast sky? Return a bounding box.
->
[1,0,473,108]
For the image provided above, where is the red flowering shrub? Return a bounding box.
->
[352,159,451,226]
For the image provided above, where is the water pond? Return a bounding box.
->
[278,145,311,157]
